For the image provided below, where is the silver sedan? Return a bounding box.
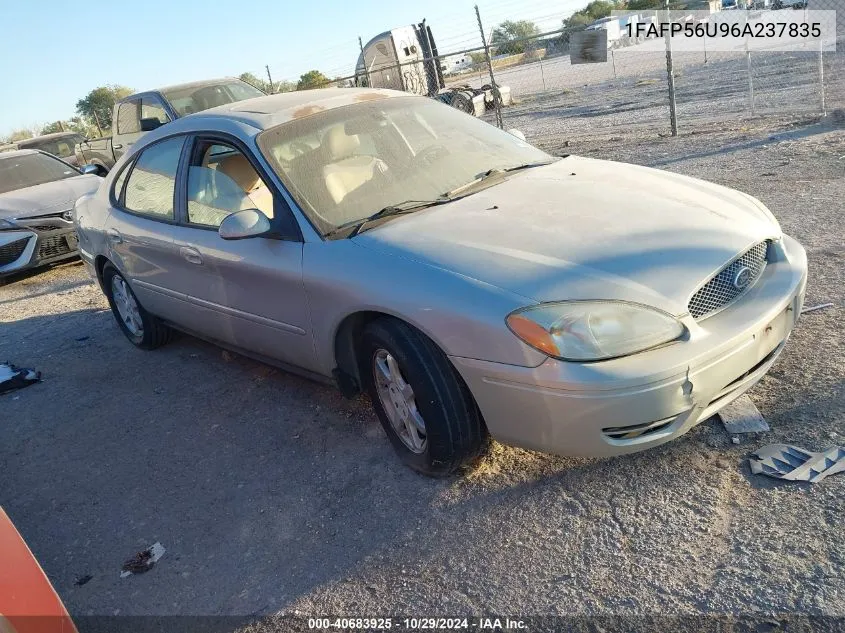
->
[74,88,807,475]
[1,150,100,280]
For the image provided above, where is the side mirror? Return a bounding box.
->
[140,117,163,132]
[507,129,526,141]
[218,209,271,240]
[79,164,99,175]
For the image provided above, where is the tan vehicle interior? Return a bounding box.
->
[187,145,275,227]
[321,126,385,205]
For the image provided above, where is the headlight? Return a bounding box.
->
[506,301,685,361]
[0,218,17,230]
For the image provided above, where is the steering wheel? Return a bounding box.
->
[414,145,448,166]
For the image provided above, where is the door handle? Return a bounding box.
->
[106,228,123,243]
[179,246,203,265]
[113,144,123,150]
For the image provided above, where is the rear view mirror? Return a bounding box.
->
[507,129,526,141]
[218,209,271,240]
[140,118,163,132]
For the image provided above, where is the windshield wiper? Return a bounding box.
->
[442,161,557,198]
[325,198,451,239]
[503,160,558,172]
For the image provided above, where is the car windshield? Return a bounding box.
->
[0,153,78,194]
[257,96,554,234]
[163,80,265,117]
[18,135,82,159]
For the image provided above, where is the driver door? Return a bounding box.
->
[165,136,317,372]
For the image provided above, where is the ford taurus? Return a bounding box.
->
[73,88,807,475]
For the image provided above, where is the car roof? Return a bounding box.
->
[17,132,81,145]
[0,149,39,160]
[145,77,247,95]
[187,88,416,130]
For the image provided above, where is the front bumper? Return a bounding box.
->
[450,234,808,458]
[0,216,78,277]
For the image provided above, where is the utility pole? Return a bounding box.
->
[265,65,275,94]
[359,36,372,87]
[663,0,678,136]
[475,4,503,128]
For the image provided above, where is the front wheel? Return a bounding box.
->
[361,317,489,476]
[102,263,172,350]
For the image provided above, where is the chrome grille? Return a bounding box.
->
[688,241,769,320]
[0,238,30,266]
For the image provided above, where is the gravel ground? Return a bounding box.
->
[1,117,843,630]
[449,31,845,143]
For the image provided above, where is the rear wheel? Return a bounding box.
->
[361,317,489,476]
[102,263,172,350]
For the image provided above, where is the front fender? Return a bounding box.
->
[304,240,548,376]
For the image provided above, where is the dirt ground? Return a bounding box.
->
[1,116,843,629]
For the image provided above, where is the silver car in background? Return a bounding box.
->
[74,89,807,475]
[0,150,100,280]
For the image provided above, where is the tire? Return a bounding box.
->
[360,317,489,476]
[102,263,172,350]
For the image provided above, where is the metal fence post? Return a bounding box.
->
[818,39,826,115]
[663,0,679,136]
[475,4,504,128]
[745,12,754,116]
[611,48,617,80]
[745,44,755,115]
[538,50,547,91]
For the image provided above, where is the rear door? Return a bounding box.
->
[164,135,316,371]
[104,135,187,321]
[113,98,143,159]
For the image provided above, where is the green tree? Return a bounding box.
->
[296,70,331,90]
[560,0,620,46]
[239,72,272,93]
[491,20,541,55]
[625,0,662,8]
[75,85,133,129]
[8,128,34,142]
[40,121,66,135]
[275,80,296,93]
[239,72,296,94]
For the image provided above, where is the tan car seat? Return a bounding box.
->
[322,126,383,204]
[216,153,274,218]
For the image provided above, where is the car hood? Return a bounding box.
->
[355,157,781,315]
[0,175,101,220]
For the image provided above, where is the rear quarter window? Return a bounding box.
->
[116,101,140,135]
[122,137,184,220]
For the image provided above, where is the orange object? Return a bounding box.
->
[0,508,78,633]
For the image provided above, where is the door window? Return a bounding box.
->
[116,100,141,134]
[122,137,184,220]
[141,97,170,125]
[186,142,274,228]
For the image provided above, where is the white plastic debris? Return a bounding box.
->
[120,542,166,577]
[749,444,845,483]
[0,362,40,394]
[719,395,770,434]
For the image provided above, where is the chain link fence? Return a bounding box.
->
[259,1,843,149]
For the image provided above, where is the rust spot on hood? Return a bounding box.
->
[291,104,326,119]
[354,92,389,102]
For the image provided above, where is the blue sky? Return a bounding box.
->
[0,0,581,137]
